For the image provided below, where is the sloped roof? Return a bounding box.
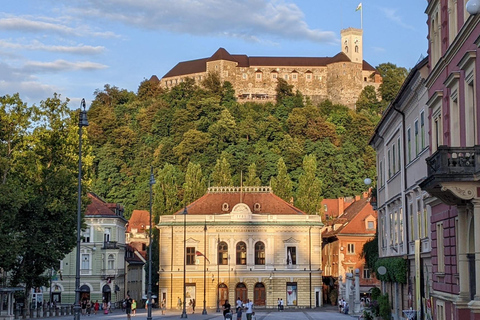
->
[127,210,150,233]
[86,193,119,217]
[162,49,372,78]
[125,244,146,265]
[322,197,376,237]
[173,188,306,215]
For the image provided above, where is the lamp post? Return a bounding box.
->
[181,207,188,318]
[74,99,88,320]
[147,167,155,320]
[202,222,207,315]
[216,235,220,313]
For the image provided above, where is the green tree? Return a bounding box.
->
[244,163,261,186]
[183,162,206,205]
[270,158,293,202]
[275,78,294,104]
[0,94,88,299]
[153,163,183,217]
[355,85,382,115]
[376,62,408,104]
[211,156,233,186]
[295,154,322,215]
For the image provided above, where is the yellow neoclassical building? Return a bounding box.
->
[156,186,323,311]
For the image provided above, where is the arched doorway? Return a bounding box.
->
[253,283,265,306]
[235,283,247,303]
[219,283,228,307]
[79,285,90,302]
[102,284,111,303]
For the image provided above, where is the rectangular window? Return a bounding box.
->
[420,112,425,149]
[417,199,423,239]
[367,221,374,230]
[409,202,414,241]
[363,267,371,279]
[286,283,297,306]
[81,254,89,270]
[399,208,404,243]
[397,138,401,171]
[292,74,297,80]
[407,128,411,163]
[242,73,247,79]
[392,144,396,174]
[388,150,391,179]
[466,79,476,146]
[347,243,355,254]
[379,161,383,187]
[256,73,262,80]
[82,228,91,243]
[306,74,311,80]
[437,223,445,272]
[415,120,419,155]
[186,247,196,265]
[287,247,297,265]
[424,205,428,239]
[272,73,277,79]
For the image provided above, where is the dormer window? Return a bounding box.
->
[254,203,261,212]
[222,203,229,212]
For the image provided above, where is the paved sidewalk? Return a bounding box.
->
[26,305,360,320]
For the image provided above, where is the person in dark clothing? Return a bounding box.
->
[222,300,231,319]
[124,295,133,320]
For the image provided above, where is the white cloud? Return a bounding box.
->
[68,0,338,44]
[24,60,108,72]
[379,7,415,30]
[0,40,105,55]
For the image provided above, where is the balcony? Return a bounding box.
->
[420,146,480,204]
[102,241,118,249]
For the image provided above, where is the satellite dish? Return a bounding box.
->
[377,266,387,275]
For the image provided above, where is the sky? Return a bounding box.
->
[0,0,428,109]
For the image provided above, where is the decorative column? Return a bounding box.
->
[473,200,480,301]
[456,205,470,303]
[354,269,361,314]
[346,272,353,311]
[338,275,344,300]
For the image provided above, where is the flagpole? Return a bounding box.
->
[361,6,363,29]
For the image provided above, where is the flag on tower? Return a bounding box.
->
[356,3,362,11]
[196,250,210,263]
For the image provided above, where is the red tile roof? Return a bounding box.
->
[86,193,120,216]
[173,187,306,215]
[127,210,150,233]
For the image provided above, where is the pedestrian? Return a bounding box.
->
[131,300,136,316]
[161,299,166,315]
[94,301,99,315]
[338,298,343,313]
[124,295,133,320]
[277,298,280,311]
[222,299,231,320]
[81,300,87,315]
[244,299,253,320]
[251,311,256,320]
[177,297,182,310]
[192,299,196,314]
[107,301,112,313]
[236,301,243,320]
[236,297,242,313]
[280,298,284,311]
[86,300,92,316]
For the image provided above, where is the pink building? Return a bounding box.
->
[420,1,480,320]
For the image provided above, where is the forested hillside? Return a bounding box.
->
[87,64,407,219]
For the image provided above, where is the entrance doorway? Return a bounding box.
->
[219,284,228,307]
[235,283,247,303]
[253,283,265,306]
[102,284,111,303]
[79,285,90,302]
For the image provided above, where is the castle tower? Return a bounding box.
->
[341,28,363,64]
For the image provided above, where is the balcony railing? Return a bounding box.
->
[425,146,480,179]
[102,241,118,249]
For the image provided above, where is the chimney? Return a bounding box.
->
[355,195,361,201]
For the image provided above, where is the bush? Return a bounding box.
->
[378,294,391,320]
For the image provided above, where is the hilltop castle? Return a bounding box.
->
[153,28,381,108]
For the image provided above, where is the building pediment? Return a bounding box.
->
[283,237,300,244]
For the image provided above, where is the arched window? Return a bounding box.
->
[355,45,359,53]
[236,242,246,265]
[345,46,348,53]
[218,241,228,265]
[254,241,265,265]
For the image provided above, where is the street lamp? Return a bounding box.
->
[181,207,188,318]
[202,222,207,315]
[147,167,155,320]
[74,99,89,320]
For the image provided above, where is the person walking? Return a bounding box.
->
[222,299,231,319]
[124,295,133,320]
[279,298,284,311]
[192,299,196,314]
[177,297,182,310]
[131,300,136,316]
[161,299,166,315]
[244,299,253,320]
[236,300,243,320]
[277,298,280,311]
[94,300,99,315]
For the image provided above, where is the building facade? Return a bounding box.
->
[156,186,323,310]
[154,28,381,108]
[370,57,432,320]
[55,193,127,306]
[322,195,380,304]
[419,1,480,320]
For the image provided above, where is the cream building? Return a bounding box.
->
[157,186,323,310]
[153,28,381,108]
